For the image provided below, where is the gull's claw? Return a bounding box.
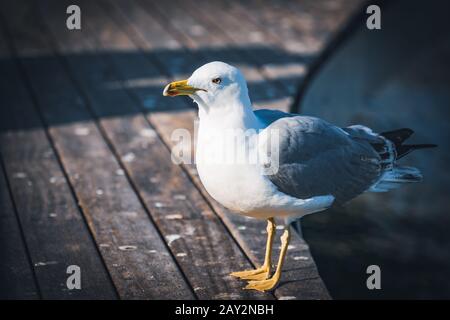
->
[230,267,270,281]
[244,277,279,292]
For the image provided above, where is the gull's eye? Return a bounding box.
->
[212,77,222,84]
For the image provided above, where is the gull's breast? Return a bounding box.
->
[195,132,275,215]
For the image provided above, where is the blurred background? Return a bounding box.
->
[300,0,450,299]
[0,0,449,299]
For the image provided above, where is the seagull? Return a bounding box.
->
[163,61,436,292]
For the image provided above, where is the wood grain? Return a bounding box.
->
[102,0,330,299]
[0,0,362,299]
[3,0,194,299]
[0,14,116,299]
[0,162,39,299]
[39,0,269,300]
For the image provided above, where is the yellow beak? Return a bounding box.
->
[163,79,205,97]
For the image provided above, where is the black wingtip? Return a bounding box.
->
[397,143,438,159]
[380,128,415,146]
[408,143,438,149]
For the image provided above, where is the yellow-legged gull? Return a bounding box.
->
[163,61,436,292]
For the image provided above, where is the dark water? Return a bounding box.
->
[298,0,450,299]
[303,187,450,299]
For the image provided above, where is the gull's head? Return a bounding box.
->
[163,61,250,113]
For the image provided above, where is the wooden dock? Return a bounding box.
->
[0,0,361,299]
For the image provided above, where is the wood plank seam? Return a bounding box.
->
[105,0,326,280]
[0,0,334,299]
[0,20,41,299]
[139,0,289,105]
[0,155,42,299]
[0,11,119,299]
[99,0,272,264]
[95,0,263,272]
[140,0,290,100]
[31,2,197,299]
[99,0,329,299]
[0,16,120,300]
[49,51,198,300]
[36,0,265,299]
[96,0,260,274]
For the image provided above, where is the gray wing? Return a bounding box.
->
[260,115,383,205]
[254,109,296,126]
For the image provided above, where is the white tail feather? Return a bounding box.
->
[369,166,422,192]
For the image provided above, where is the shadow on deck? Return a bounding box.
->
[1,0,364,299]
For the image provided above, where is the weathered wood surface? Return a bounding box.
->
[0,13,116,299]
[4,0,196,300]
[0,163,39,299]
[106,0,331,299]
[39,0,268,300]
[0,0,361,299]
[0,27,39,300]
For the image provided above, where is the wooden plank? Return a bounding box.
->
[252,0,362,52]
[39,0,269,300]
[142,0,332,299]
[100,0,330,299]
[169,0,300,108]
[0,23,38,300]
[139,0,290,111]
[109,0,293,112]
[206,0,309,97]
[0,17,116,299]
[2,0,194,299]
[0,162,39,299]
[214,0,362,95]
[150,108,330,300]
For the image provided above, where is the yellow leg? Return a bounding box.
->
[245,227,291,292]
[230,218,275,281]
